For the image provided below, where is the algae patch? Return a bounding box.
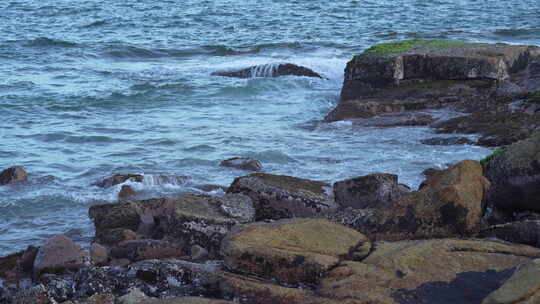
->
[357,39,475,57]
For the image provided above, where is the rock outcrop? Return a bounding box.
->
[212,63,322,78]
[333,173,408,209]
[221,218,370,286]
[330,160,490,241]
[33,234,87,276]
[484,131,540,214]
[325,39,540,147]
[219,157,263,172]
[227,173,336,221]
[0,166,28,185]
[89,194,255,259]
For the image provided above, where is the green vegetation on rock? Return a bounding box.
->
[480,148,506,168]
[357,39,474,57]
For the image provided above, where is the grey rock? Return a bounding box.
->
[212,63,322,78]
[333,173,407,209]
[219,157,263,172]
[33,235,87,276]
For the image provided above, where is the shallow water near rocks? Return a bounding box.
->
[1,0,539,255]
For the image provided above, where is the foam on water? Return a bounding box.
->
[1,0,539,255]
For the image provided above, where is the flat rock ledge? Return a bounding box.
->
[325,39,540,147]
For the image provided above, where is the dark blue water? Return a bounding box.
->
[1,0,539,255]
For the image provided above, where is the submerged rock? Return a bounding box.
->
[95,174,144,188]
[212,63,322,78]
[227,173,336,221]
[219,157,263,172]
[421,136,475,146]
[0,166,27,185]
[118,185,136,200]
[221,218,370,286]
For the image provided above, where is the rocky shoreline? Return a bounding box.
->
[1,40,540,304]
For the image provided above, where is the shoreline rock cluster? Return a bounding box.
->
[2,40,540,304]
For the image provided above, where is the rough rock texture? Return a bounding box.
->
[484,131,540,213]
[333,173,408,209]
[421,136,475,146]
[219,157,263,172]
[90,243,108,266]
[227,173,336,221]
[330,160,490,241]
[95,174,190,188]
[0,166,28,185]
[110,240,184,262]
[480,220,540,247]
[212,63,322,78]
[221,218,371,285]
[325,40,540,147]
[33,235,87,275]
[318,239,540,304]
[89,193,254,258]
[119,185,136,200]
[482,258,540,304]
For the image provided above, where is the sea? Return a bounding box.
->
[1,0,539,255]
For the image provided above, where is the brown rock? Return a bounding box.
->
[95,173,144,188]
[331,160,490,241]
[33,234,87,275]
[480,220,540,247]
[95,228,138,246]
[219,157,263,171]
[333,173,408,209]
[0,166,27,185]
[118,185,136,200]
[90,243,108,265]
[109,258,131,267]
[318,239,540,304]
[20,245,39,272]
[110,239,183,262]
[482,258,540,304]
[227,173,336,221]
[221,218,370,285]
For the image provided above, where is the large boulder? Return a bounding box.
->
[318,239,540,304]
[33,235,87,276]
[482,258,540,304]
[484,131,540,214]
[325,39,540,146]
[480,220,540,247]
[212,63,322,78]
[227,173,336,220]
[221,218,370,286]
[330,160,490,241]
[89,193,254,258]
[333,173,408,209]
[0,166,27,185]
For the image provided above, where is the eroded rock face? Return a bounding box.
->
[33,235,87,276]
[221,218,371,286]
[482,258,540,304]
[484,131,540,213]
[331,160,489,241]
[325,40,540,146]
[333,173,408,209]
[480,221,540,247]
[89,193,255,259]
[219,157,263,172]
[227,173,336,221]
[0,166,28,185]
[318,239,540,304]
[212,63,322,78]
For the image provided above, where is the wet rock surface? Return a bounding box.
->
[0,166,28,186]
[33,235,87,276]
[482,258,540,304]
[227,173,336,220]
[219,157,263,172]
[211,63,322,78]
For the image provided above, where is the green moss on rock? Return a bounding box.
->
[357,39,476,57]
[480,148,506,168]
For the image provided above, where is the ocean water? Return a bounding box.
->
[1,0,539,255]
